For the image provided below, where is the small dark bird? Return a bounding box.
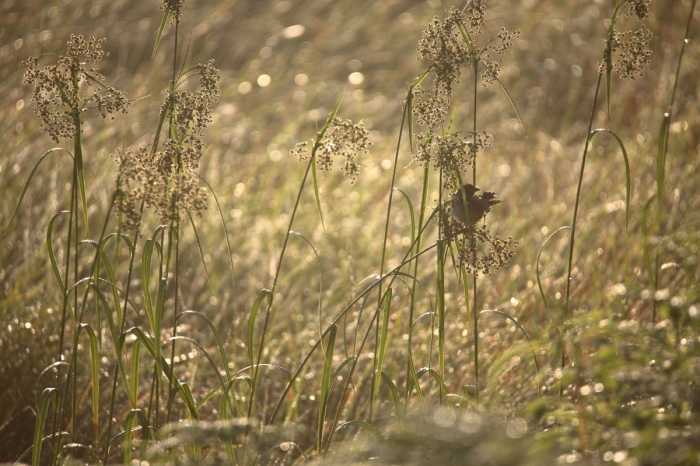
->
[450,183,502,225]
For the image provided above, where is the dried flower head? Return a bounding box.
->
[441,204,517,275]
[113,61,219,229]
[112,142,209,229]
[21,35,129,142]
[464,0,486,33]
[480,28,520,86]
[608,26,654,79]
[626,0,649,20]
[417,8,471,95]
[161,0,184,22]
[162,60,220,143]
[291,117,371,184]
[459,228,518,275]
[412,87,449,131]
[414,131,491,180]
[417,7,519,96]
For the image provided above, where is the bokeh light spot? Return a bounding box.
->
[282,25,305,39]
[257,74,271,87]
[238,82,252,94]
[294,74,308,86]
[348,72,364,85]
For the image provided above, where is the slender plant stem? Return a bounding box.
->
[51,105,82,466]
[370,93,410,421]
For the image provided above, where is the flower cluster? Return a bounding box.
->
[413,3,517,173]
[480,27,520,86]
[162,60,221,147]
[113,144,208,229]
[291,117,371,184]
[626,0,649,20]
[113,61,220,229]
[415,131,492,190]
[161,0,184,22]
[608,26,654,80]
[417,4,519,97]
[463,0,486,32]
[412,88,449,131]
[21,35,129,142]
[441,206,518,275]
[417,10,471,95]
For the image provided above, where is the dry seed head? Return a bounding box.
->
[464,0,486,33]
[412,87,449,130]
[112,61,219,229]
[440,201,517,275]
[112,142,209,229]
[291,116,371,184]
[417,7,519,95]
[162,60,221,142]
[608,26,653,79]
[627,0,649,20]
[161,0,184,21]
[21,35,129,142]
[417,8,473,94]
[414,131,491,178]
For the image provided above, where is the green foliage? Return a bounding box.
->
[1,0,699,465]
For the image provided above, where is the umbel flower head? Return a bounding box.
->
[113,61,220,229]
[412,2,516,173]
[113,143,209,229]
[607,26,654,80]
[414,130,492,183]
[21,35,129,142]
[626,0,649,20]
[417,4,520,98]
[291,117,371,184]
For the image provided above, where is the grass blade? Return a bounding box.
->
[478,309,541,397]
[151,8,169,60]
[47,211,74,321]
[334,420,382,442]
[186,209,215,292]
[317,323,337,457]
[77,323,101,439]
[1,148,70,240]
[32,388,58,466]
[588,129,631,230]
[656,112,670,213]
[436,239,446,381]
[197,174,235,285]
[123,409,149,466]
[380,371,403,425]
[536,226,572,311]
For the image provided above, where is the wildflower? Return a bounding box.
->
[412,87,449,131]
[417,6,520,95]
[113,61,220,229]
[443,209,518,275]
[291,117,371,184]
[161,0,184,21]
[608,26,654,80]
[626,0,649,20]
[414,131,492,179]
[21,35,129,142]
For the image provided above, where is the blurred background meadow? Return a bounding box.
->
[1,0,699,464]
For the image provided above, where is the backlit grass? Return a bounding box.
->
[1,0,699,465]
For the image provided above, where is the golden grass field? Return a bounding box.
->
[1,0,699,464]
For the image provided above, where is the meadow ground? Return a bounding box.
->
[1,0,699,464]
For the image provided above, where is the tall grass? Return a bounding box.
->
[1,0,699,465]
